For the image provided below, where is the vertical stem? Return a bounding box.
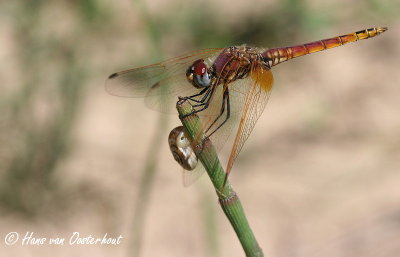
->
[177,100,264,257]
[128,1,166,256]
[129,112,168,257]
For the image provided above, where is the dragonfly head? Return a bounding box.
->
[186,59,211,88]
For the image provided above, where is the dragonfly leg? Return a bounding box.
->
[179,86,215,119]
[190,86,214,106]
[179,87,209,103]
[205,88,230,138]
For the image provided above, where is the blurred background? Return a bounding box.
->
[0,0,399,256]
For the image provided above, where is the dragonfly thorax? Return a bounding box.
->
[214,46,264,84]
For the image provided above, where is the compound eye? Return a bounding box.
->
[193,60,207,75]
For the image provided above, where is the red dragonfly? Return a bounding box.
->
[107,27,387,186]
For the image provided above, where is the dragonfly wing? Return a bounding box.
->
[144,74,204,113]
[194,57,246,151]
[106,65,167,97]
[181,164,206,187]
[105,48,223,98]
[225,65,274,176]
[180,63,272,186]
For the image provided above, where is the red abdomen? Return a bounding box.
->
[262,27,387,67]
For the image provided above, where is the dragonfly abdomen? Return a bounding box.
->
[262,27,387,67]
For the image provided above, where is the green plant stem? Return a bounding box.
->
[177,100,264,257]
[129,112,168,257]
[128,1,166,256]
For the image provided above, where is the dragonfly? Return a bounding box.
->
[107,27,387,186]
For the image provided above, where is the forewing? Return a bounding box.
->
[143,74,204,113]
[105,48,222,98]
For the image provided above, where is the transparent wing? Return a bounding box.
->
[225,65,274,175]
[190,63,273,179]
[106,48,223,112]
[193,57,247,152]
[182,164,206,187]
[181,65,273,185]
[143,74,204,113]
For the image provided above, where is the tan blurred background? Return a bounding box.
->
[0,0,399,256]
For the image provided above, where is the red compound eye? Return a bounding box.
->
[193,60,207,75]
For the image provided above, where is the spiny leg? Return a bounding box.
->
[192,86,214,106]
[179,85,215,119]
[179,86,209,103]
[188,88,230,157]
[204,89,227,135]
[205,88,230,138]
[221,91,231,187]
